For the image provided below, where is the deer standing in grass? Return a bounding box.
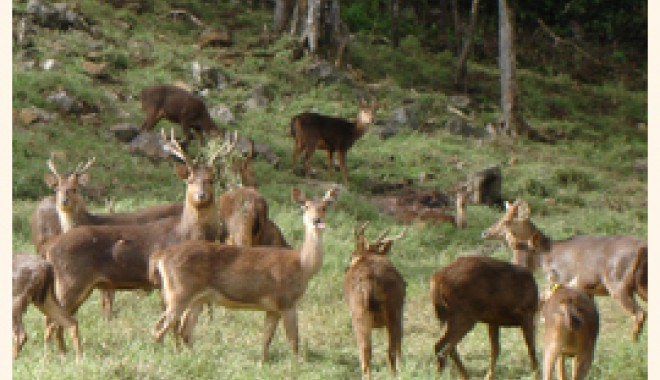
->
[32,154,183,320]
[140,84,220,144]
[481,199,647,341]
[13,254,81,361]
[290,100,377,184]
[43,130,235,355]
[541,284,599,380]
[344,222,407,379]
[430,255,539,380]
[150,186,339,363]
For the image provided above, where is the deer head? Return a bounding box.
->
[44,154,95,213]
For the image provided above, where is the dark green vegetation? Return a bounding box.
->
[12,1,646,379]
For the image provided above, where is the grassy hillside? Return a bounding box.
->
[12,1,647,379]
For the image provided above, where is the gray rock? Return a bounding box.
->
[303,62,352,85]
[210,104,235,124]
[127,131,170,160]
[110,124,141,143]
[445,117,485,138]
[46,91,82,115]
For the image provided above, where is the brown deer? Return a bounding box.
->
[32,154,184,320]
[149,186,340,362]
[290,100,377,184]
[344,222,407,379]
[540,284,599,380]
[481,199,647,341]
[430,255,539,380]
[43,130,235,355]
[140,84,220,143]
[13,254,81,361]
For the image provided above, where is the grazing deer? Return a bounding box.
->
[541,284,599,380]
[150,186,340,363]
[32,154,183,320]
[430,255,539,380]
[13,254,80,361]
[290,100,377,184]
[140,84,220,143]
[344,222,407,379]
[481,199,647,341]
[44,130,235,354]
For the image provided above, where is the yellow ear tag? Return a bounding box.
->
[551,283,561,293]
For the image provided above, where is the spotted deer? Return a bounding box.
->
[344,222,407,379]
[149,186,340,363]
[43,130,235,355]
[290,100,377,184]
[481,199,647,341]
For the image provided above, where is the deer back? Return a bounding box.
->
[430,256,538,326]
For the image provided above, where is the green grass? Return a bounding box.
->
[12,0,647,379]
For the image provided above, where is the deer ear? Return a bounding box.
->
[175,163,190,180]
[291,187,306,205]
[378,241,394,255]
[44,173,59,189]
[77,173,89,186]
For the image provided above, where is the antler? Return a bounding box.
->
[354,221,370,239]
[47,152,61,179]
[208,130,238,166]
[74,157,96,175]
[161,129,192,170]
[368,226,408,249]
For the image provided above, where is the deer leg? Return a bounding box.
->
[542,340,561,380]
[141,108,162,131]
[572,352,593,380]
[178,303,202,348]
[350,311,372,379]
[281,309,299,358]
[558,354,567,380]
[101,290,114,321]
[338,150,349,185]
[262,311,281,363]
[13,318,26,359]
[37,291,81,362]
[486,324,500,380]
[606,279,646,341]
[325,150,335,172]
[521,316,540,372]
[385,307,403,374]
[434,318,473,379]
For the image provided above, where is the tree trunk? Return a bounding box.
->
[274,0,295,33]
[498,0,526,136]
[450,0,462,55]
[391,0,400,48]
[290,0,348,67]
[454,0,480,92]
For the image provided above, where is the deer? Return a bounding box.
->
[43,129,235,355]
[430,255,539,380]
[344,222,407,379]
[149,186,340,363]
[481,199,647,341]
[32,154,184,320]
[290,100,377,184]
[13,253,81,362]
[140,84,220,144]
[540,284,599,380]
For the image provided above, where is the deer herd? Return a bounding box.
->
[13,84,647,380]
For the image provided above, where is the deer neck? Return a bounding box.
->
[299,224,324,279]
[178,201,218,241]
[353,119,369,140]
[56,203,90,232]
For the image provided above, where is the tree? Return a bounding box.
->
[498,0,528,136]
[274,0,349,67]
[453,0,480,91]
